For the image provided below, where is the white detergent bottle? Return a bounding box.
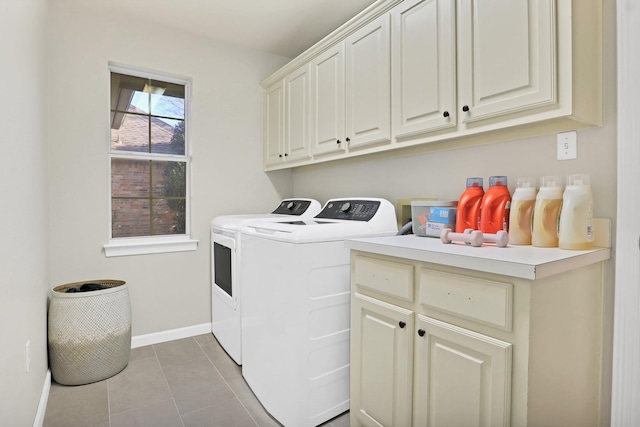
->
[558,173,594,250]
[508,177,537,245]
[532,176,563,248]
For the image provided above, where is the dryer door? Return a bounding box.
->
[211,230,237,310]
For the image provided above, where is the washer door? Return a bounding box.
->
[211,230,237,310]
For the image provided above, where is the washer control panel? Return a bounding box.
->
[271,200,313,216]
[315,200,380,221]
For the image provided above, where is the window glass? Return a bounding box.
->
[109,69,189,239]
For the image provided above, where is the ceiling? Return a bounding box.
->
[71,0,378,59]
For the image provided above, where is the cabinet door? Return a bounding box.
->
[285,64,312,162]
[310,43,346,156]
[457,0,556,124]
[391,0,456,138]
[263,79,285,166]
[351,293,413,427]
[413,315,512,427]
[345,14,391,150]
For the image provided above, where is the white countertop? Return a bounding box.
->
[346,235,611,280]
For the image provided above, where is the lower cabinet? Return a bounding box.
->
[351,293,413,427]
[351,293,511,427]
[413,316,511,427]
[350,251,604,427]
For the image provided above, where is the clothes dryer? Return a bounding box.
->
[211,198,321,365]
[240,198,397,427]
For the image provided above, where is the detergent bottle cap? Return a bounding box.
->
[567,173,590,187]
[489,176,508,187]
[516,177,536,189]
[540,175,563,188]
[466,177,483,188]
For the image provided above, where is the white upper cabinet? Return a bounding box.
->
[261,0,601,171]
[264,65,313,167]
[310,43,346,156]
[456,0,556,124]
[263,79,285,167]
[391,0,456,138]
[345,14,391,150]
[285,64,312,162]
[311,13,391,157]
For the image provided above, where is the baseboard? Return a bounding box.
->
[33,370,51,427]
[131,322,212,348]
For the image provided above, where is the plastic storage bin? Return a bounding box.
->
[411,201,458,237]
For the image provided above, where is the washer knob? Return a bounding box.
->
[340,202,351,213]
[286,201,295,210]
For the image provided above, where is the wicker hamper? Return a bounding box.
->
[48,280,131,386]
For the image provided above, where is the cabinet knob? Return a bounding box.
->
[399,321,406,329]
[337,139,341,145]
[462,105,470,112]
[284,153,288,157]
[346,137,351,143]
[278,154,283,158]
[418,329,426,337]
[443,111,450,118]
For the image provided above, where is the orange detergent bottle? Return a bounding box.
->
[480,176,511,234]
[455,177,484,233]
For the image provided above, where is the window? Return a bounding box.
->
[104,65,197,257]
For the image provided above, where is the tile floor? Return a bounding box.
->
[43,334,350,427]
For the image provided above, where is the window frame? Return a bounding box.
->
[104,63,198,257]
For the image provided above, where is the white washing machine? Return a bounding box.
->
[211,198,321,365]
[239,198,398,427]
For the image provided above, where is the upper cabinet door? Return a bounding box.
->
[310,43,346,157]
[457,0,556,124]
[345,14,391,150]
[263,79,285,167]
[391,0,456,139]
[285,64,312,162]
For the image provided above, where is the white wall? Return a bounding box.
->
[611,0,640,425]
[47,0,292,337]
[291,0,617,424]
[0,0,50,424]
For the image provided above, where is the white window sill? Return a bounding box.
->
[104,236,199,257]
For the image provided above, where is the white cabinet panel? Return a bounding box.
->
[391,0,456,138]
[264,66,312,167]
[345,14,391,149]
[310,44,346,156]
[414,315,512,427]
[264,79,285,166]
[351,293,413,427]
[285,64,311,161]
[457,0,556,123]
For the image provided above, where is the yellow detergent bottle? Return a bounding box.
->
[558,173,594,250]
[508,177,537,245]
[532,176,563,248]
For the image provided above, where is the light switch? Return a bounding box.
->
[557,131,577,160]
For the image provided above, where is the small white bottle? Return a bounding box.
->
[532,176,563,248]
[558,173,594,250]
[508,177,537,245]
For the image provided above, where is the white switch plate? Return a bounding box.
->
[557,131,577,160]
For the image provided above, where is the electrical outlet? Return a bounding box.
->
[26,340,31,373]
[557,131,577,160]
